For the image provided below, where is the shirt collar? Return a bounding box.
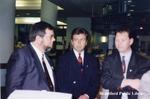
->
[30,42,44,59]
[120,49,132,61]
[73,49,84,59]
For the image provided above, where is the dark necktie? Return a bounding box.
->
[42,54,54,91]
[78,53,84,72]
[78,53,82,64]
[121,56,126,74]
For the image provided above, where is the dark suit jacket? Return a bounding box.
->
[6,44,55,97]
[55,50,100,99]
[101,50,150,99]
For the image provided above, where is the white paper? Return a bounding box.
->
[8,90,72,99]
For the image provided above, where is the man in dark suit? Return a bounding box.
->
[6,21,56,97]
[101,26,150,99]
[56,27,100,99]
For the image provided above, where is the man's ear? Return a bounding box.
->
[130,38,134,46]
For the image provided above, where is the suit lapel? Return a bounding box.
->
[45,54,54,70]
[83,52,90,68]
[71,50,81,66]
[70,50,83,73]
[114,52,124,77]
[126,52,136,78]
[28,44,47,82]
[45,54,56,85]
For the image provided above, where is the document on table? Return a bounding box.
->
[8,90,72,99]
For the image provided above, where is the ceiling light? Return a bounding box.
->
[15,17,41,24]
[16,0,41,10]
[57,21,67,25]
[129,9,134,12]
[127,0,132,3]
[100,36,108,43]
[57,6,64,10]
[64,26,67,29]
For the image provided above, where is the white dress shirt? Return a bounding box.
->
[73,49,84,64]
[30,43,55,90]
[120,49,132,99]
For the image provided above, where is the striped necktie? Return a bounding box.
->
[77,53,82,64]
[42,54,54,91]
[122,56,126,74]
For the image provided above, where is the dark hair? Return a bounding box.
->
[115,26,134,39]
[71,27,89,41]
[29,21,55,42]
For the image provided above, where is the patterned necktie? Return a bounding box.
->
[122,56,126,74]
[77,53,82,64]
[78,53,84,73]
[42,54,54,91]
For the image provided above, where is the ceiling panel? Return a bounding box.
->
[16,0,41,10]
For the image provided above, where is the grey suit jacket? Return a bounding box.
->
[6,44,55,97]
[138,71,150,99]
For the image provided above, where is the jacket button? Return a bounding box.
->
[73,81,76,84]
[129,69,132,72]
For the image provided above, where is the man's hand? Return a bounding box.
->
[78,94,89,99]
[121,79,140,91]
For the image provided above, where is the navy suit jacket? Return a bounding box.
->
[56,50,100,99]
[6,44,55,97]
[101,50,150,99]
